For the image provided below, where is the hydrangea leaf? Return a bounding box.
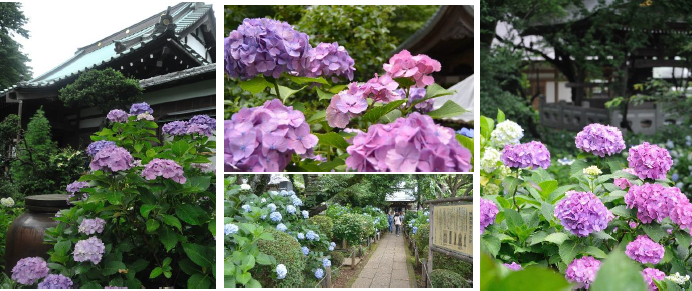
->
[393,77,416,88]
[161,215,182,232]
[456,134,474,154]
[150,267,163,279]
[584,246,607,259]
[285,75,329,85]
[140,204,156,218]
[269,84,307,103]
[238,75,272,94]
[492,267,571,290]
[183,243,214,268]
[188,273,212,289]
[176,204,204,226]
[315,132,350,151]
[642,224,667,243]
[159,226,178,252]
[481,235,500,257]
[591,248,647,291]
[362,99,406,123]
[558,240,583,264]
[103,261,127,276]
[316,87,335,100]
[427,100,468,119]
[146,219,160,232]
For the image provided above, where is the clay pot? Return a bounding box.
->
[5,194,69,276]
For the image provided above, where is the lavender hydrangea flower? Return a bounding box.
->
[129,102,153,115]
[276,264,287,279]
[565,256,601,289]
[345,112,472,172]
[575,124,626,157]
[305,42,355,82]
[306,230,319,241]
[291,195,303,207]
[397,88,432,113]
[225,18,312,80]
[554,191,613,237]
[141,158,186,184]
[78,218,106,235]
[105,287,128,289]
[329,242,336,251]
[189,115,216,130]
[326,82,368,128]
[301,246,309,256]
[86,140,116,157]
[323,258,331,268]
[186,123,212,136]
[107,109,129,123]
[315,268,324,279]
[37,274,73,289]
[224,223,239,235]
[626,235,665,264]
[89,146,134,172]
[642,268,666,291]
[501,141,551,169]
[73,237,106,264]
[503,262,522,271]
[628,142,673,180]
[162,121,189,136]
[11,257,49,285]
[480,198,499,235]
[363,73,401,103]
[277,223,287,232]
[625,183,688,224]
[191,162,213,173]
[66,181,89,195]
[188,115,216,136]
[270,212,282,222]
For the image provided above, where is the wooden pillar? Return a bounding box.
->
[415,244,419,265]
[421,258,427,287]
[428,205,434,277]
[342,238,347,249]
[351,249,356,270]
[325,265,332,288]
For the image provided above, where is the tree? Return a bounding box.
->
[0,3,31,89]
[11,108,58,195]
[58,68,142,113]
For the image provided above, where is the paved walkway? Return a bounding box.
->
[351,232,411,288]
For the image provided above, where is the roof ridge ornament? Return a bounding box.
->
[114,6,177,54]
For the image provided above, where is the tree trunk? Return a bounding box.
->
[250,174,270,194]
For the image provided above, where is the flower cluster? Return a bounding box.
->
[129,102,153,115]
[582,166,602,176]
[37,274,73,289]
[575,123,626,157]
[105,287,128,289]
[326,82,368,128]
[305,42,355,82]
[554,191,613,237]
[162,121,189,136]
[345,112,472,172]
[625,183,688,224]
[0,197,14,207]
[323,258,331,268]
[642,268,666,291]
[565,256,601,289]
[480,198,498,235]
[78,218,106,235]
[107,109,129,123]
[225,99,318,171]
[66,181,90,202]
[670,202,692,231]
[86,140,116,157]
[73,237,106,264]
[224,223,239,235]
[141,158,186,184]
[480,148,501,173]
[667,272,690,285]
[501,141,551,170]
[398,88,433,113]
[614,168,637,190]
[276,264,288,280]
[306,230,319,241]
[161,115,216,137]
[382,49,441,88]
[503,262,523,271]
[490,120,523,147]
[89,145,134,172]
[11,257,49,285]
[329,242,336,251]
[270,212,282,222]
[627,142,673,180]
[364,74,401,103]
[225,18,311,80]
[625,235,665,264]
[315,268,324,279]
[301,246,310,255]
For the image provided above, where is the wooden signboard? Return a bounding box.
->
[431,204,473,257]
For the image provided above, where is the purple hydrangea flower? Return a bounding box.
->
[625,183,688,224]
[397,88,433,113]
[628,142,673,180]
[326,82,368,128]
[37,274,73,289]
[626,235,665,264]
[86,140,116,157]
[225,99,317,172]
[575,124,626,157]
[191,162,213,173]
[66,181,89,194]
[186,123,212,136]
[107,109,129,123]
[503,262,522,271]
[305,42,355,82]
[188,115,216,136]
[73,237,106,264]
[671,202,692,231]
[480,198,498,235]
[270,212,282,222]
[162,121,189,136]
[89,146,134,172]
[129,102,153,115]
[345,112,472,172]
[501,141,551,169]
[225,18,312,80]
[565,256,601,289]
[641,268,666,291]
[78,218,106,235]
[11,257,49,285]
[363,73,401,103]
[141,158,186,184]
[105,287,128,289]
[383,50,441,88]
[554,191,613,237]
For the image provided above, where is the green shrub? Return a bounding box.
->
[430,269,468,288]
[330,250,345,267]
[333,213,375,247]
[435,253,472,279]
[59,68,142,113]
[308,215,334,241]
[11,108,57,195]
[256,227,305,288]
[414,223,429,254]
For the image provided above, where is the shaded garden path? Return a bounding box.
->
[351,233,410,288]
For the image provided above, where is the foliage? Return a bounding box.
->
[429,269,469,288]
[255,228,305,288]
[333,213,374,247]
[59,68,143,113]
[40,104,216,289]
[413,224,430,254]
[307,215,334,243]
[0,201,24,272]
[329,250,344,267]
[480,252,570,291]
[0,3,31,89]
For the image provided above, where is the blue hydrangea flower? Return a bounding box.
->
[242,204,251,212]
[269,191,278,196]
[291,195,303,206]
[330,242,336,248]
[315,268,324,279]
[287,205,296,214]
[261,198,266,203]
[280,190,288,196]
[323,258,331,268]
[270,212,282,222]
[301,246,309,255]
[267,203,277,212]
[276,264,287,279]
[297,233,305,240]
[306,230,319,241]
[288,190,296,196]
[277,223,287,232]
[672,173,680,181]
[302,210,309,219]
[261,215,267,220]
[413,227,418,234]
[457,128,474,138]
[224,224,239,235]
[328,245,335,251]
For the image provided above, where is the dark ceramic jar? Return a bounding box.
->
[4,194,69,276]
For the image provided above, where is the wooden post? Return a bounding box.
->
[342,238,347,249]
[421,258,427,287]
[351,248,356,270]
[415,245,419,266]
[325,265,332,288]
[428,205,434,279]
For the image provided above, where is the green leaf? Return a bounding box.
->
[241,254,256,272]
[492,267,571,290]
[502,176,520,196]
[161,215,182,232]
[270,84,307,103]
[246,279,262,288]
[591,248,647,291]
[426,100,468,119]
[675,231,691,250]
[393,77,416,88]
[176,204,203,226]
[255,253,273,265]
[239,75,272,94]
[609,205,633,219]
[103,261,127,276]
[129,259,149,273]
[172,140,190,157]
[146,219,160,232]
[642,224,667,242]
[188,273,212,289]
[456,134,474,155]
[316,87,335,100]
[328,84,348,93]
[182,243,213,268]
[362,99,407,123]
[285,75,329,85]
[544,232,569,245]
[558,240,582,264]
[497,109,506,123]
[538,180,558,200]
[481,235,501,257]
[80,282,102,289]
[150,267,163,279]
[54,240,72,256]
[185,176,212,191]
[315,132,350,151]
[584,246,607,259]
[306,110,326,123]
[159,226,178,252]
[140,204,156,218]
[503,209,524,234]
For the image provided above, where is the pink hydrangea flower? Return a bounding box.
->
[565,256,601,289]
[480,198,498,235]
[626,235,665,264]
[670,202,692,231]
[625,183,688,223]
[383,50,441,88]
[363,73,401,103]
[575,123,626,157]
[628,142,673,180]
[503,262,523,271]
[554,191,613,237]
[142,158,186,184]
[642,268,666,291]
[326,83,368,128]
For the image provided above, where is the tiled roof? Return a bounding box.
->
[139,63,215,88]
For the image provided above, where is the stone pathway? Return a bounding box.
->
[351,232,411,288]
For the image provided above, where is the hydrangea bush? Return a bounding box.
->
[10,102,216,289]
[480,110,692,290]
[224,18,472,172]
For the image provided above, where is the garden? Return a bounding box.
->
[0,101,217,289]
[223,5,474,172]
[223,174,472,288]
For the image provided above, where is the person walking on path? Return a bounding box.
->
[387,212,393,233]
[394,213,402,236]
